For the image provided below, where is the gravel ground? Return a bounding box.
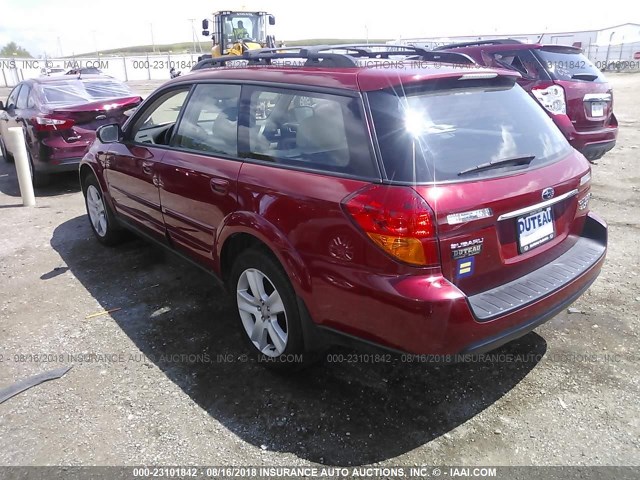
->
[0,75,638,467]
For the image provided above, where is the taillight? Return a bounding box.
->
[531,83,566,115]
[343,185,438,266]
[32,116,75,132]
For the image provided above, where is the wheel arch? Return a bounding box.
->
[216,212,313,297]
[79,161,116,211]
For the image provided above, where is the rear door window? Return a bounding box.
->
[367,78,573,183]
[243,87,377,178]
[486,49,547,80]
[535,48,606,82]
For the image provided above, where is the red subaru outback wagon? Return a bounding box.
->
[80,45,607,368]
[436,40,618,161]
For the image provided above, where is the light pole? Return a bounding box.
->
[150,23,156,53]
[604,31,616,70]
[92,30,98,57]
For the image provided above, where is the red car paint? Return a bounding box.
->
[80,61,607,357]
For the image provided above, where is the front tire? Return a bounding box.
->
[229,249,310,371]
[83,174,126,246]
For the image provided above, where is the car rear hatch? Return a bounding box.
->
[533,46,614,131]
[366,72,592,297]
[45,96,141,131]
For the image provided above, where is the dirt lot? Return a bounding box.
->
[0,75,638,467]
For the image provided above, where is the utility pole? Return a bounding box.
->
[92,30,98,57]
[150,23,156,53]
[189,18,201,53]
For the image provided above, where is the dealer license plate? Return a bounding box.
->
[517,207,555,253]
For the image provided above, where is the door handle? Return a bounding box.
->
[210,178,229,195]
[142,161,153,175]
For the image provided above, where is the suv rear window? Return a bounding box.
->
[535,47,606,82]
[368,78,572,183]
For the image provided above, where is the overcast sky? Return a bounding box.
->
[0,0,638,56]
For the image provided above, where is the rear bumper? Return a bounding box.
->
[580,140,616,161]
[32,139,87,174]
[553,114,618,159]
[314,213,607,356]
[33,155,82,174]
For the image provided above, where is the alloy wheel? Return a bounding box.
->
[236,268,288,357]
[86,185,108,237]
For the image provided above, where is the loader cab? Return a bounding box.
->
[202,11,276,56]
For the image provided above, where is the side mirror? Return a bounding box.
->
[0,101,4,111]
[202,30,210,37]
[268,15,276,26]
[202,19,209,30]
[96,123,122,143]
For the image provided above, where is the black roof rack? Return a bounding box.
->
[191,43,476,71]
[433,38,523,50]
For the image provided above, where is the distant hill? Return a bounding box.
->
[73,39,393,57]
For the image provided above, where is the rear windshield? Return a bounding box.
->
[535,48,606,82]
[367,78,572,183]
[38,79,132,106]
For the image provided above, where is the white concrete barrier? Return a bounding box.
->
[6,127,36,206]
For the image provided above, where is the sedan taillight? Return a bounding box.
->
[531,83,566,115]
[32,116,75,132]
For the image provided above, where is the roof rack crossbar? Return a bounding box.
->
[434,38,523,50]
[191,43,477,71]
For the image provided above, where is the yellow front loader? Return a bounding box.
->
[199,11,276,61]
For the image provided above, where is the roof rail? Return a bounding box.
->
[433,38,523,50]
[191,43,476,71]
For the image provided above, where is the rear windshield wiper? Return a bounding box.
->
[458,155,535,176]
[571,73,598,81]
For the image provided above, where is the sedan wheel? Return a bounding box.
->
[237,268,288,357]
[0,137,13,162]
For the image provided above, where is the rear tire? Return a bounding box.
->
[25,146,50,188]
[229,249,313,371]
[0,136,13,163]
[82,173,126,246]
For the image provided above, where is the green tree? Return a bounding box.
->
[0,42,32,58]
